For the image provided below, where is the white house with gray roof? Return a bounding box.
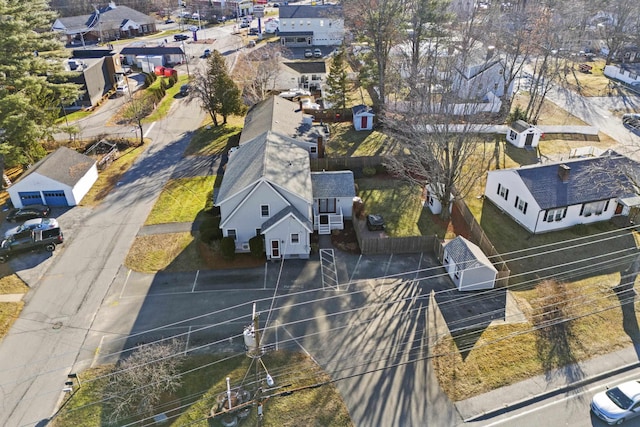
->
[443,236,497,291]
[484,151,640,234]
[8,147,98,208]
[216,96,354,259]
[278,5,344,47]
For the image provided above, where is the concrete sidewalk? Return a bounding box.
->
[455,344,640,422]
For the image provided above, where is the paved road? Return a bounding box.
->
[0,95,207,427]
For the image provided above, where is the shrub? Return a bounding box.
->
[362,166,376,177]
[220,236,236,260]
[508,105,527,124]
[199,216,222,243]
[167,75,177,87]
[249,235,265,258]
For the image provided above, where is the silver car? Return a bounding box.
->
[591,380,640,425]
[5,217,59,239]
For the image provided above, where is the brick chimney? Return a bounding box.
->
[317,135,324,158]
[558,164,570,183]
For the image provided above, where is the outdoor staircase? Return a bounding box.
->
[318,223,331,235]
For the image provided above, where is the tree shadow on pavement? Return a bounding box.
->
[615,256,640,359]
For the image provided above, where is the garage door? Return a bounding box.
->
[19,192,43,206]
[43,191,68,207]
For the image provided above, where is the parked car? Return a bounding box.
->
[180,84,191,96]
[6,205,51,223]
[247,40,256,48]
[165,19,175,24]
[273,2,280,6]
[278,88,311,99]
[313,48,322,58]
[366,214,385,231]
[240,21,250,28]
[203,49,211,58]
[0,227,64,263]
[174,34,189,41]
[592,380,640,425]
[304,48,313,58]
[249,27,259,35]
[5,217,59,239]
[115,82,128,96]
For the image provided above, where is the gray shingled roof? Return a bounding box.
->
[510,120,531,133]
[261,205,313,232]
[240,96,307,145]
[310,171,355,199]
[515,152,639,209]
[16,147,96,187]
[120,47,184,56]
[216,131,312,204]
[278,5,343,19]
[445,236,496,271]
[53,4,155,34]
[283,62,327,74]
[352,104,374,116]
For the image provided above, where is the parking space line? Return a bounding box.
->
[119,269,132,299]
[143,122,155,137]
[264,263,268,289]
[348,254,362,284]
[191,270,199,293]
[91,335,107,368]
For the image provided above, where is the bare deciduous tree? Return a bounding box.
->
[104,340,185,424]
[235,44,289,105]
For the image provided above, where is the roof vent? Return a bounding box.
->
[558,164,570,183]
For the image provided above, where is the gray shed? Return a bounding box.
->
[442,236,497,291]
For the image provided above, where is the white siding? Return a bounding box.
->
[264,216,310,260]
[484,170,541,233]
[9,173,71,208]
[69,164,99,205]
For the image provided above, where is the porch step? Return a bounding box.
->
[318,224,331,235]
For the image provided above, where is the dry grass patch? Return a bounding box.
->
[434,274,640,401]
[326,122,396,157]
[80,142,147,207]
[0,301,24,339]
[512,92,588,126]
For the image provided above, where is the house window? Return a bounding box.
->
[454,269,460,279]
[545,207,566,222]
[318,198,336,213]
[494,82,499,90]
[581,200,608,216]
[227,229,237,240]
[261,205,269,217]
[310,146,317,154]
[514,196,528,214]
[497,183,509,201]
[256,228,261,236]
[291,233,299,244]
[509,130,517,139]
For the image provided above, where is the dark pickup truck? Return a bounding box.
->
[0,227,64,263]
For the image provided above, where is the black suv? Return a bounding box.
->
[0,227,64,263]
[174,34,189,41]
[6,205,51,222]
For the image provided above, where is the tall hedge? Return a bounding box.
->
[249,235,265,258]
[220,236,236,260]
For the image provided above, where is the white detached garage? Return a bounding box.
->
[442,236,497,291]
[8,147,98,208]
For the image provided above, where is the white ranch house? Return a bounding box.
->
[8,147,98,208]
[484,151,640,234]
[216,96,354,260]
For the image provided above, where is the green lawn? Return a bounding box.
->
[326,122,397,157]
[184,124,242,156]
[145,176,217,225]
[51,352,353,427]
[356,177,451,238]
[144,74,191,123]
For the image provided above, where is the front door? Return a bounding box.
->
[361,116,368,129]
[615,203,624,215]
[270,239,281,259]
[525,133,534,146]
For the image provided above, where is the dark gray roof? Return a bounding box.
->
[241,96,305,144]
[445,236,496,271]
[53,4,155,34]
[278,31,314,37]
[352,104,374,116]
[72,49,115,58]
[310,171,355,199]
[283,62,327,74]
[515,152,639,209]
[261,205,313,232]
[216,131,312,204]
[120,47,184,56]
[278,5,343,19]
[16,147,96,187]
[510,120,531,132]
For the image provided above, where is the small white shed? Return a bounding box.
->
[352,104,375,131]
[442,236,497,291]
[8,147,98,208]
[424,182,454,215]
[506,120,543,149]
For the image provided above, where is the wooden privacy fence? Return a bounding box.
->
[353,216,439,255]
[310,155,385,171]
[453,198,511,287]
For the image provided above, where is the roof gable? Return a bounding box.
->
[445,236,496,271]
[261,205,313,233]
[278,5,343,19]
[15,147,96,187]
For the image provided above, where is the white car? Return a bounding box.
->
[5,217,60,239]
[278,88,311,99]
[115,82,128,96]
[591,380,640,425]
